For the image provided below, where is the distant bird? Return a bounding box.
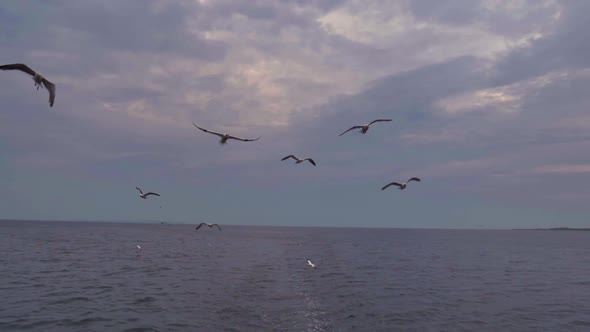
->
[136,187,161,199]
[195,222,222,232]
[281,155,316,166]
[339,119,392,136]
[306,258,316,269]
[136,245,142,250]
[381,177,421,191]
[192,123,261,145]
[0,63,56,107]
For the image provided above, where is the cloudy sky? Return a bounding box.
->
[0,0,589,228]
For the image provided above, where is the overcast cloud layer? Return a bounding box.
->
[1,0,589,228]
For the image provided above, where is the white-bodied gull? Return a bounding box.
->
[381,177,421,191]
[195,223,222,232]
[339,119,392,136]
[306,258,316,269]
[135,186,161,199]
[281,155,316,166]
[192,122,261,145]
[0,63,56,107]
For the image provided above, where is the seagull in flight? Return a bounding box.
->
[381,177,421,191]
[195,223,222,232]
[339,119,392,136]
[0,63,56,107]
[135,187,161,199]
[306,258,316,269]
[192,122,261,145]
[136,245,142,250]
[281,155,316,166]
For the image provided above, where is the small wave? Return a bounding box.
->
[134,296,157,304]
[123,327,160,332]
[49,296,92,305]
[570,320,590,326]
[58,317,111,327]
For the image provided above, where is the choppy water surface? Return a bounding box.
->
[1,221,590,331]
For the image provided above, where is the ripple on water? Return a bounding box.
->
[49,296,92,305]
[2,223,590,331]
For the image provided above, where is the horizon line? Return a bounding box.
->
[0,218,538,230]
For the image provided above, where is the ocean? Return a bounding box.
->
[1,220,590,331]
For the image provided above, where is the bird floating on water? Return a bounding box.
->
[306,258,316,269]
[339,119,392,136]
[192,122,261,145]
[136,187,161,199]
[381,177,421,191]
[0,63,55,107]
[195,222,222,232]
[281,155,316,166]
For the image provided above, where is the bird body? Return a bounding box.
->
[195,222,222,231]
[381,177,421,191]
[136,186,161,199]
[306,258,316,269]
[192,123,261,145]
[0,63,55,107]
[339,119,392,136]
[281,155,316,166]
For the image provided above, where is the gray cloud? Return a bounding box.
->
[1,0,589,223]
[492,0,590,86]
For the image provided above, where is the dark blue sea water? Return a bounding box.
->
[1,221,590,331]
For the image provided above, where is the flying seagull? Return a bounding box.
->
[281,155,316,166]
[381,177,421,191]
[192,122,261,145]
[136,245,142,250]
[135,186,161,199]
[195,222,222,232]
[0,63,55,107]
[339,119,392,136]
[306,258,316,269]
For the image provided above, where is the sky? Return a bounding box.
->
[0,0,589,228]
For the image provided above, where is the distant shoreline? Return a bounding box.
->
[513,227,590,231]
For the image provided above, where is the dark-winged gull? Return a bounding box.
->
[281,155,316,166]
[136,186,161,199]
[192,122,261,145]
[195,222,222,232]
[0,63,55,107]
[381,177,421,191]
[339,119,392,136]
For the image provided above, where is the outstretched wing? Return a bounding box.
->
[408,177,421,183]
[305,158,317,166]
[368,119,392,126]
[339,126,362,136]
[381,182,402,190]
[144,192,160,197]
[227,135,261,142]
[0,63,36,76]
[195,223,206,230]
[212,224,222,232]
[135,187,143,195]
[192,123,224,138]
[41,78,56,107]
[281,155,296,161]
